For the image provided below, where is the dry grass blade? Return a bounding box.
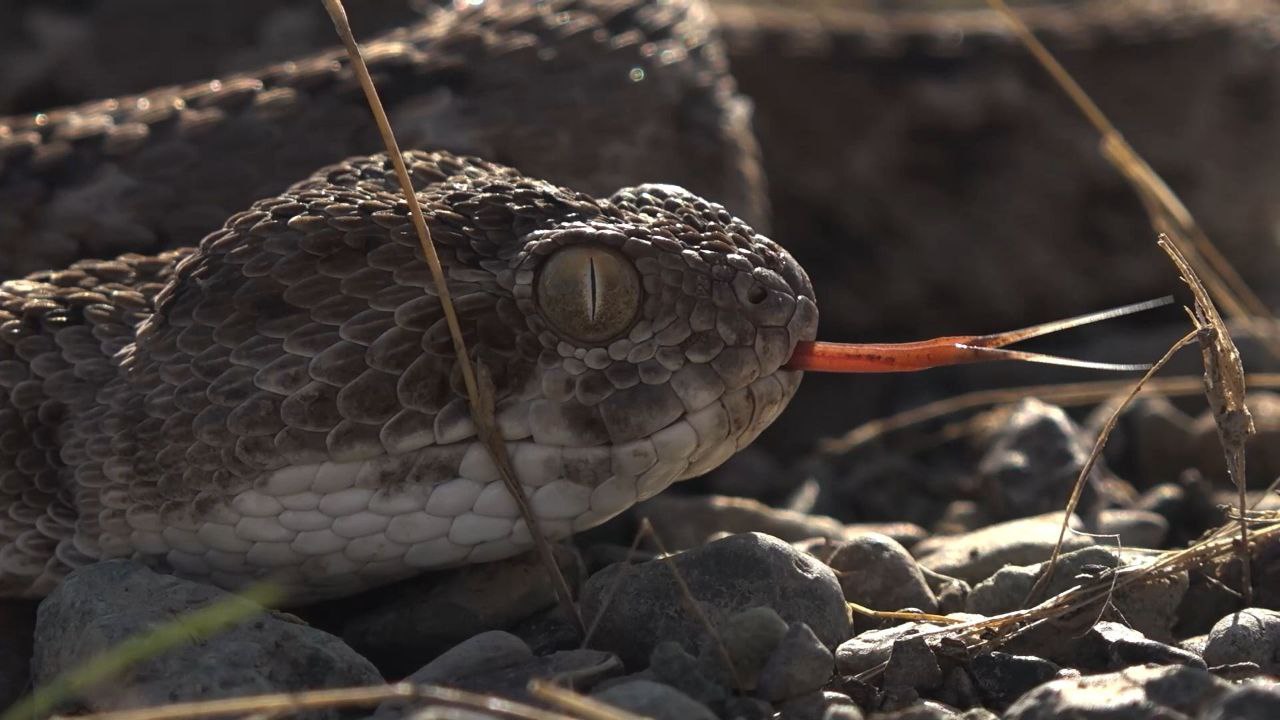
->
[847,602,962,626]
[53,682,581,720]
[1022,328,1198,608]
[984,0,1280,362]
[1159,237,1256,604]
[319,0,583,636]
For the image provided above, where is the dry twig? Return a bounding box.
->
[1159,238,1256,604]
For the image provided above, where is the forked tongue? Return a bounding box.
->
[785,296,1174,373]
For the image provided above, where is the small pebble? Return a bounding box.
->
[592,679,718,720]
[699,606,788,690]
[774,690,863,720]
[1200,682,1280,720]
[756,622,834,702]
[1203,608,1280,674]
[337,546,580,675]
[1092,395,1196,490]
[828,532,938,617]
[915,512,1093,584]
[883,636,942,692]
[1003,664,1228,720]
[580,532,849,668]
[720,695,775,719]
[648,641,726,706]
[968,651,1059,711]
[976,399,1103,519]
[1193,391,1280,488]
[402,630,532,685]
[1094,509,1168,548]
[1089,621,1205,670]
[836,617,977,676]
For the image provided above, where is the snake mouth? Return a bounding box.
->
[785,296,1174,374]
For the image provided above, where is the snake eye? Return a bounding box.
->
[536,245,641,343]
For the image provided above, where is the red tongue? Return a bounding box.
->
[784,297,1174,374]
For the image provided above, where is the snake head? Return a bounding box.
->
[512,182,817,492]
[107,153,816,594]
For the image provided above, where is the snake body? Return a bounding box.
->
[0,149,816,599]
[0,0,814,600]
[0,0,764,277]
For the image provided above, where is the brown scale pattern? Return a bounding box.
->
[0,0,763,277]
[0,150,816,597]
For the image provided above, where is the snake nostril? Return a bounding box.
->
[746,285,767,304]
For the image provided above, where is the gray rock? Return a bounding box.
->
[1204,608,1280,674]
[828,533,937,616]
[915,512,1093,584]
[721,695,775,719]
[957,710,1000,720]
[876,685,921,713]
[699,606,788,690]
[968,652,1059,711]
[443,648,621,702]
[1094,395,1197,490]
[403,631,532,685]
[1088,621,1205,670]
[637,494,857,551]
[874,700,960,719]
[33,560,380,714]
[649,642,726,706]
[919,567,970,615]
[1003,664,1229,720]
[509,605,580,656]
[592,679,718,720]
[580,532,850,668]
[374,632,533,718]
[1176,561,1247,638]
[0,600,34,713]
[1201,682,1280,720]
[1208,662,1266,682]
[638,494,925,552]
[1194,391,1280,488]
[1094,509,1168,548]
[976,398,1103,519]
[883,636,941,692]
[341,546,580,676]
[757,622,834,702]
[1179,634,1209,657]
[936,666,981,711]
[933,500,992,536]
[824,704,867,720]
[966,546,1187,642]
[774,691,862,720]
[836,617,978,676]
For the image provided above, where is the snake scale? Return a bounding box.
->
[0,0,818,600]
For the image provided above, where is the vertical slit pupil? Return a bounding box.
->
[588,255,598,321]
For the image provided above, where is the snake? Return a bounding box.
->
[0,0,818,600]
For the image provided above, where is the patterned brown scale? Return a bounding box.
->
[0,0,762,281]
[0,149,815,600]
